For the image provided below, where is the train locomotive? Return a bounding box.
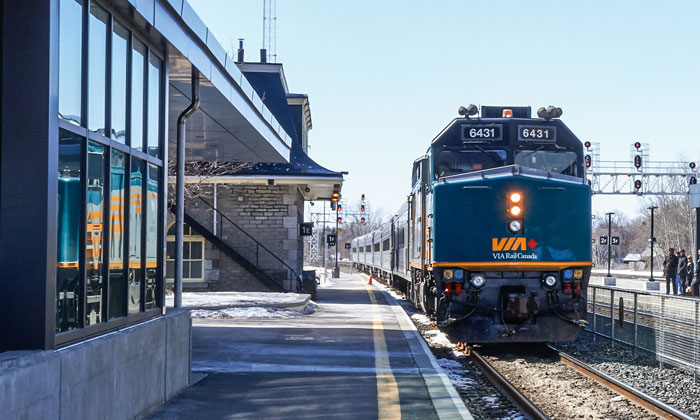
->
[351,105,592,343]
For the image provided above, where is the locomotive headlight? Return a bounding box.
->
[509,205,522,217]
[508,220,522,233]
[509,192,522,203]
[544,274,558,288]
[444,270,454,280]
[470,274,486,288]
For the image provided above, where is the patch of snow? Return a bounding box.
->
[165,291,308,308]
[191,303,317,320]
[437,358,476,391]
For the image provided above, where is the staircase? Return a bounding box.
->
[181,211,287,292]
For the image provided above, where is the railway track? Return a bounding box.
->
[550,345,695,420]
[465,346,550,420]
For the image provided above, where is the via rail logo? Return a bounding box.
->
[491,237,539,260]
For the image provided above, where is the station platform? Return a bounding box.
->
[145,271,472,419]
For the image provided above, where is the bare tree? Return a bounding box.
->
[167,160,251,207]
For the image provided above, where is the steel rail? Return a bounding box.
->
[550,345,694,420]
[469,348,550,420]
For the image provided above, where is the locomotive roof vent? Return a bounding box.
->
[481,106,531,118]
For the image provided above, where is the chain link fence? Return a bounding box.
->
[587,285,700,382]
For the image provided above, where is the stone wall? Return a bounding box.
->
[0,310,191,420]
[169,183,304,292]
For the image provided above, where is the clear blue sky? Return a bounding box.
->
[190,0,700,218]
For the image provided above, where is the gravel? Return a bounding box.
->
[553,331,700,419]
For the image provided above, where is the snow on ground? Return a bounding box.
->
[437,358,476,391]
[165,291,309,308]
[191,303,318,320]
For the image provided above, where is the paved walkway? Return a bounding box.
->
[145,271,472,419]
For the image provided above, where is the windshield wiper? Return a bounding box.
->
[517,145,546,161]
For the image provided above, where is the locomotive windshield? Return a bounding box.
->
[436,149,507,177]
[515,150,579,177]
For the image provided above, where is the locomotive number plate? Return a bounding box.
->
[518,125,557,142]
[461,124,503,141]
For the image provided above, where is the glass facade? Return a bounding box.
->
[108,150,126,319]
[129,159,144,314]
[147,54,162,157]
[131,39,146,151]
[58,0,83,125]
[87,3,108,134]
[111,22,129,143]
[56,0,165,338]
[56,130,83,333]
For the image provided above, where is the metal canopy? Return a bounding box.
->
[168,56,290,163]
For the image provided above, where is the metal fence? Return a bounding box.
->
[587,285,700,382]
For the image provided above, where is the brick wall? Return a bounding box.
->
[167,183,304,292]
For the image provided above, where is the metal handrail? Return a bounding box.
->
[197,197,302,288]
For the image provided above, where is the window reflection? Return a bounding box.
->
[108,151,126,319]
[131,39,146,151]
[147,54,162,158]
[58,0,83,125]
[86,142,105,326]
[129,159,144,314]
[111,22,129,143]
[57,130,83,333]
[87,3,108,134]
[145,164,160,309]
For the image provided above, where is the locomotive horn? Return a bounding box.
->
[458,104,478,117]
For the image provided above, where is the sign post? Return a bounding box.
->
[606,212,614,278]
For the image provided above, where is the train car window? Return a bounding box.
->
[397,228,405,248]
[436,149,507,177]
[374,243,380,252]
[515,150,579,177]
[382,238,390,251]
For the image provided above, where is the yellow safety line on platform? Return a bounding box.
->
[362,276,402,420]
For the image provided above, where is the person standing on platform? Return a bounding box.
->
[686,256,696,296]
[678,249,688,291]
[663,247,679,295]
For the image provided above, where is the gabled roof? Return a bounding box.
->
[232,62,343,180]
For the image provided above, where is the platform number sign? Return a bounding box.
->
[611,237,620,245]
[326,234,337,247]
[300,222,313,236]
[599,236,608,245]
[345,243,351,249]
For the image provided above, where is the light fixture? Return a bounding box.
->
[470,274,486,288]
[509,206,522,217]
[509,192,522,203]
[544,274,558,288]
[508,220,522,233]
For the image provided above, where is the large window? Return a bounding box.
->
[166,224,205,282]
[58,0,83,125]
[57,0,165,340]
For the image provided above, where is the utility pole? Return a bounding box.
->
[648,206,658,281]
[332,204,340,278]
[606,212,614,277]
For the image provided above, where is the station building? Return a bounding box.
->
[0,0,337,418]
[169,55,344,292]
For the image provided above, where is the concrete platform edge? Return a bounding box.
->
[372,283,475,420]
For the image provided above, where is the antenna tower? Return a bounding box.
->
[262,0,277,62]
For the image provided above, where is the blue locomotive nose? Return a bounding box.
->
[432,166,592,268]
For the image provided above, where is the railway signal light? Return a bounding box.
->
[361,194,365,201]
[634,141,641,151]
[360,217,366,223]
[337,217,342,223]
[690,177,697,185]
[507,191,523,217]
[634,155,642,169]
[634,180,642,190]
[360,205,365,212]
[584,141,591,149]
[338,204,342,211]
[331,192,340,202]
[585,155,591,168]
[690,162,696,169]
